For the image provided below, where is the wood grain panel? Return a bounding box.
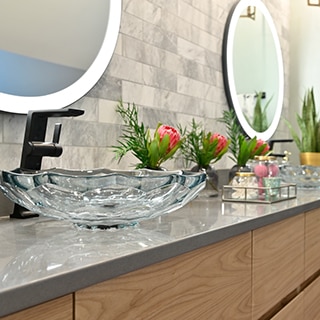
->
[252,215,304,319]
[305,208,320,279]
[270,293,304,320]
[0,294,73,320]
[304,276,320,319]
[75,232,251,320]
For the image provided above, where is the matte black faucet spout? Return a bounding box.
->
[19,108,84,171]
[11,108,84,219]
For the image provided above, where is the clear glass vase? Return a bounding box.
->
[191,165,218,197]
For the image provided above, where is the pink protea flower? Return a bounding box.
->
[210,133,228,157]
[254,139,270,155]
[157,125,181,153]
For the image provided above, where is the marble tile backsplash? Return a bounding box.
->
[0,0,290,215]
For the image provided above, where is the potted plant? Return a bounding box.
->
[218,110,270,179]
[285,88,320,166]
[178,119,229,193]
[113,101,183,169]
[244,91,272,133]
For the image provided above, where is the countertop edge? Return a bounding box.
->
[1,197,319,317]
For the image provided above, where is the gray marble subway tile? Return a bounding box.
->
[161,9,192,42]
[177,37,211,67]
[178,1,214,34]
[122,35,162,67]
[177,75,216,102]
[140,106,179,128]
[87,74,122,101]
[98,99,121,124]
[159,50,184,75]
[143,22,177,54]
[148,0,178,15]
[122,81,156,107]
[107,54,143,83]
[142,65,177,91]
[0,144,22,170]
[3,114,27,144]
[180,58,217,86]
[120,12,143,41]
[123,0,145,19]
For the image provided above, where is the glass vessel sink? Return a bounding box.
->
[280,165,320,188]
[0,168,206,227]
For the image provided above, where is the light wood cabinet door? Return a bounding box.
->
[305,208,320,280]
[75,232,251,320]
[0,295,73,320]
[270,294,304,320]
[252,214,304,319]
[304,275,320,319]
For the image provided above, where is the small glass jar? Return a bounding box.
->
[230,172,259,200]
[252,156,280,192]
[252,156,279,178]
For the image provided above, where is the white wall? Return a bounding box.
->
[288,1,320,163]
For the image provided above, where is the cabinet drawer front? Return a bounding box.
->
[75,232,251,320]
[252,215,304,319]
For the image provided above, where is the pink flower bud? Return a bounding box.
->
[254,139,270,155]
[157,125,180,152]
[210,133,228,156]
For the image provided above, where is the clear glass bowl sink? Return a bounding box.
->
[280,165,320,188]
[0,168,206,227]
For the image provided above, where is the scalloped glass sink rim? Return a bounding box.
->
[0,168,206,227]
[280,165,320,188]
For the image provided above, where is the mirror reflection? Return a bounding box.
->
[0,0,121,114]
[223,0,284,140]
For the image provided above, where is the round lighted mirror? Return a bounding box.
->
[0,0,121,114]
[222,0,284,140]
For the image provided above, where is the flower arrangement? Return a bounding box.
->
[219,110,270,166]
[285,87,320,152]
[113,101,182,169]
[178,119,229,170]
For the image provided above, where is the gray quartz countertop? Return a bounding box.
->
[0,190,319,317]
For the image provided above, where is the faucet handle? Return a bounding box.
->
[53,123,62,144]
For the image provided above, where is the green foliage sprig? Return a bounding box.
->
[218,110,270,166]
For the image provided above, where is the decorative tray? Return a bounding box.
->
[222,183,297,204]
[0,168,206,228]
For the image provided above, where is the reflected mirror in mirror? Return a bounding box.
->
[222,0,284,140]
[0,0,121,114]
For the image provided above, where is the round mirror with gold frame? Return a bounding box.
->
[222,0,284,140]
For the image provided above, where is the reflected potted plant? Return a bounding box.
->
[219,110,270,179]
[285,88,320,166]
[245,92,272,133]
[113,101,183,169]
[178,119,229,193]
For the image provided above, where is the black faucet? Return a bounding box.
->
[268,139,293,158]
[11,108,84,219]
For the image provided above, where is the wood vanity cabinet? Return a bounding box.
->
[305,208,320,279]
[252,214,304,319]
[270,294,304,320]
[75,232,252,320]
[0,295,72,320]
